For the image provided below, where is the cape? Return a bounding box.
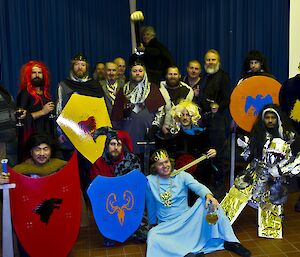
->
[63,78,104,98]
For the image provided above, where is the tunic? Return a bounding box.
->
[111,82,165,154]
[13,158,67,176]
[146,172,239,257]
[17,89,54,136]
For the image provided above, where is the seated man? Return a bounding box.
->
[90,127,147,245]
[169,100,215,157]
[146,149,251,257]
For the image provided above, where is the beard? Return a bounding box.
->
[73,69,88,79]
[93,72,104,81]
[109,151,121,161]
[166,78,180,87]
[266,126,280,137]
[31,77,44,87]
[205,63,220,75]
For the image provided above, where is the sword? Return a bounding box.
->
[1,159,16,257]
[171,154,208,176]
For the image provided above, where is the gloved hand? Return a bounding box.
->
[130,11,144,22]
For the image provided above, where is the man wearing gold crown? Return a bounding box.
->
[145,149,251,257]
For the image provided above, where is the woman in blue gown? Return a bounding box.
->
[146,149,251,257]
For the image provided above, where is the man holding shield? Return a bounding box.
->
[56,53,104,158]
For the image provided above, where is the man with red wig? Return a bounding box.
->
[17,61,55,159]
[90,126,141,179]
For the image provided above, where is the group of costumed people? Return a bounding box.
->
[1,23,299,256]
[1,54,299,257]
[4,88,300,257]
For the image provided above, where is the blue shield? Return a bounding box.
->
[87,169,147,242]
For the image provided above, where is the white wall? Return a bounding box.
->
[289,0,300,78]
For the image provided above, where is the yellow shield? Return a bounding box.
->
[57,95,111,163]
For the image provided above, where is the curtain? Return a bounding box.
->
[0,0,132,98]
[138,0,289,86]
[0,0,289,98]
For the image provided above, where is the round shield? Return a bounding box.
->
[230,76,281,132]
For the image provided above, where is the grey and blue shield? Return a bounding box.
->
[87,169,147,242]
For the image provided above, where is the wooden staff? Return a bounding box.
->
[171,155,207,176]
[130,11,144,50]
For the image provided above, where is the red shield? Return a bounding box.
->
[9,153,81,257]
[230,76,281,132]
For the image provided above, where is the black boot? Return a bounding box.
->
[224,241,251,257]
[184,253,195,257]
[184,252,204,257]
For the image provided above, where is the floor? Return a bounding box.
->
[2,164,300,257]
[1,192,299,256]
[66,192,300,257]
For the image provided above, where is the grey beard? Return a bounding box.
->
[205,63,220,74]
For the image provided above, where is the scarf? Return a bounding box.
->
[124,73,150,104]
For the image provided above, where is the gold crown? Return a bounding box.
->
[151,149,169,162]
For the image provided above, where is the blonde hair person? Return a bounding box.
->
[170,100,201,128]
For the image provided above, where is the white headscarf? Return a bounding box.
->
[262,107,283,138]
[125,72,150,104]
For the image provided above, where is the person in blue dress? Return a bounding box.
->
[146,149,251,257]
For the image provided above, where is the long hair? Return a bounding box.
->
[19,60,51,105]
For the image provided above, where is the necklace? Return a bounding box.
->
[157,176,172,207]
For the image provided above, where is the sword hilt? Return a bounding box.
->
[1,159,8,174]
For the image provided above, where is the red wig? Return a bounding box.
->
[19,60,51,105]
